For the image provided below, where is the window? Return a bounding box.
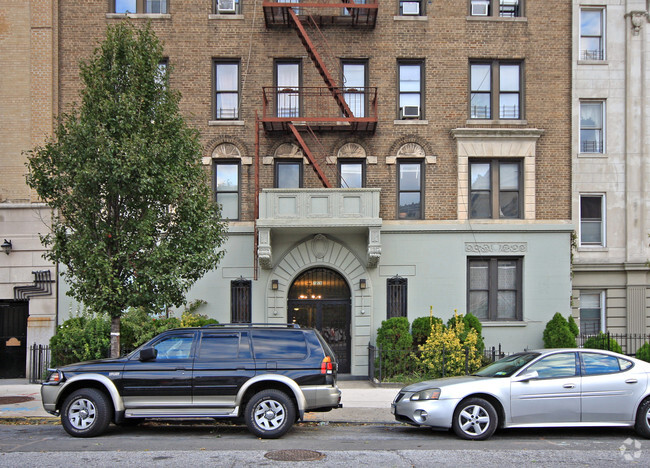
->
[399,0,423,16]
[342,61,367,118]
[214,161,239,220]
[398,160,423,219]
[579,291,604,334]
[251,330,308,360]
[198,333,241,359]
[582,352,625,375]
[275,160,302,188]
[339,159,365,188]
[580,101,605,153]
[398,61,423,119]
[214,61,239,120]
[470,0,523,17]
[580,194,605,246]
[470,61,522,119]
[276,61,301,118]
[152,334,194,360]
[580,8,605,61]
[468,257,522,321]
[231,278,251,323]
[214,0,241,14]
[526,353,577,379]
[156,60,168,88]
[469,159,521,219]
[387,276,407,318]
[114,0,167,13]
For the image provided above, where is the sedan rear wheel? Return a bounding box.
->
[635,399,650,439]
[452,397,498,441]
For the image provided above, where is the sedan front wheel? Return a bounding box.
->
[452,397,498,441]
[635,398,650,439]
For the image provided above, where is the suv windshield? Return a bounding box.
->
[473,352,540,378]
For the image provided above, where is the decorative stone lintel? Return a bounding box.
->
[465,242,528,254]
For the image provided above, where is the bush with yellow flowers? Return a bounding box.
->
[417,313,483,378]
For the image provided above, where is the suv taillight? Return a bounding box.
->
[321,356,333,374]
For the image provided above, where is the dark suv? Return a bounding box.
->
[41,324,341,438]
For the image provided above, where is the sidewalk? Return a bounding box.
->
[0,379,402,424]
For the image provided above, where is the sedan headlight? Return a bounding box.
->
[410,388,441,401]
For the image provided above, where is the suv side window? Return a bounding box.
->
[152,334,194,360]
[198,332,252,359]
[252,330,307,359]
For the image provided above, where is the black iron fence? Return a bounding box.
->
[576,332,650,355]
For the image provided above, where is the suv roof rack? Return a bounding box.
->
[202,323,301,328]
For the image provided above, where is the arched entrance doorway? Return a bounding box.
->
[288,267,351,373]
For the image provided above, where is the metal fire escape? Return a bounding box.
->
[259,0,379,188]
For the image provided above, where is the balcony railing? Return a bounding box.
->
[261,86,378,133]
[263,0,378,28]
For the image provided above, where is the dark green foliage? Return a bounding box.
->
[411,315,443,348]
[376,317,413,378]
[447,313,485,353]
[542,312,577,348]
[568,315,579,337]
[120,308,181,351]
[26,23,227,356]
[49,312,110,366]
[583,332,623,353]
[636,343,650,362]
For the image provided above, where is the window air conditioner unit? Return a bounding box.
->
[402,2,420,15]
[402,106,420,119]
[218,0,236,13]
[471,1,489,16]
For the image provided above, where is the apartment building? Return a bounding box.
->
[0,0,57,378]
[52,0,573,376]
[572,1,650,343]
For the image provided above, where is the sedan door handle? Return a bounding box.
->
[625,379,638,384]
[563,383,576,389]
[175,367,188,371]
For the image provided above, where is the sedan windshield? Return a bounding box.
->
[473,352,541,378]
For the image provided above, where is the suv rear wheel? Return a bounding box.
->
[244,389,296,439]
[61,388,112,437]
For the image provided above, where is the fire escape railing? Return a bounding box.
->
[263,0,379,28]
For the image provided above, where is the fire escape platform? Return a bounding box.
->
[263,2,378,28]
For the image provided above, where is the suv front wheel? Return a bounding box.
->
[244,389,296,439]
[61,388,112,437]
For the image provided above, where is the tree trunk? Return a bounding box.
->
[111,316,121,358]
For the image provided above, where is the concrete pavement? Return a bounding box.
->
[0,378,402,424]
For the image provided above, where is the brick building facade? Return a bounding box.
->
[50,0,574,376]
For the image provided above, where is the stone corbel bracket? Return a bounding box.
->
[626,10,649,36]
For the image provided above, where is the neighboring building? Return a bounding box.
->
[0,0,58,378]
[571,1,650,345]
[55,0,573,376]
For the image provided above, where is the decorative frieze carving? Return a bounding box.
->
[465,242,527,254]
[627,11,649,36]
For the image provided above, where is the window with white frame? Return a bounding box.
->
[470,0,523,18]
[339,159,365,188]
[470,61,522,120]
[580,8,605,61]
[214,0,240,14]
[468,257,522,321]
[579,291,604,334]
[114,0,167,13]
[214,161,240,220]
[580,101,605,153]
[214,61,240,120]
[398,160,423,219]
[579,194,605,246]
[398,61,423,119]
[399,0,423,16]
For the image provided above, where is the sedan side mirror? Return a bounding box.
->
[513,370,539,382]
[139,346,158,362]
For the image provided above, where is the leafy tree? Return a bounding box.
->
[567,315,579,337]
[542,313,577,348]
[26,23,227,357]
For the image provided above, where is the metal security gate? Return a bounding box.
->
[0,301,28,378]
[287,268,351,373]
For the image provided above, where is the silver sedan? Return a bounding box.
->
[392,348,650,440]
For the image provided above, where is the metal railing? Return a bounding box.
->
[577,332,650,355]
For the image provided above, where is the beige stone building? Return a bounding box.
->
[0,0,57,378]
[572,0,650,348]
[11,0,574,377]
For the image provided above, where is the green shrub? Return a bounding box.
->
[542,312,577,348]
[411,315,443,348]
[121,308,181,351]
[583,332,623,353]
[375,317,413,378]
[636,343,650,362]
[568,315,579,337]
[180,300,218,327]
[49,311,110,366]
